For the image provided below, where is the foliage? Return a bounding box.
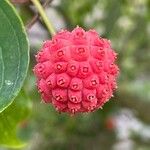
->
[0,0,29,112]
[0,90,31,148]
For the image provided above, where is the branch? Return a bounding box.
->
[26,0,54,34]
[11,0,30,4]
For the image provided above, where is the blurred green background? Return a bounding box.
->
[2,0,150,149]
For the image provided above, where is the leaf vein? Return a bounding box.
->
[0,47,5,92]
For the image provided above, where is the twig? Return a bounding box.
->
[30,0,56,35]
[26,0,54,31]
[11,0,30,4]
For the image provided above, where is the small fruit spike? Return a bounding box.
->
[34,26,119,115]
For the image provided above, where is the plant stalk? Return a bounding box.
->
[31,0,56,36]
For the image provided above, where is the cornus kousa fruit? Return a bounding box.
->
[33,27,119,115]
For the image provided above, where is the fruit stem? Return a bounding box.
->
[31,0,56,36]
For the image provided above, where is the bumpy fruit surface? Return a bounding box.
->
[34,27,119,114]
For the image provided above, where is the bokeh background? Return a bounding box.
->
[2,0,150,150]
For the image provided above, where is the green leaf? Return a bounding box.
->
[0,0,29,112]
[0,90,31,148]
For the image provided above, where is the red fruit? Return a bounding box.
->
[68,90,82,103]
[56,73,70,88]
[67,60,79,76]
[33,61,53,79]
[34,27,119,114]
[71,46,89,61]
[68,101,81,114]
[83,74,99,89]
[54,62,68,73]
[35,47,51,63]
[78,62,92,78]
[70,77,83,91]
[46,73,56,89]
[52,89,67,102]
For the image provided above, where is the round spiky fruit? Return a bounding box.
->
[33,27,119,114]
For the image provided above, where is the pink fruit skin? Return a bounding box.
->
[34,27,119,114]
